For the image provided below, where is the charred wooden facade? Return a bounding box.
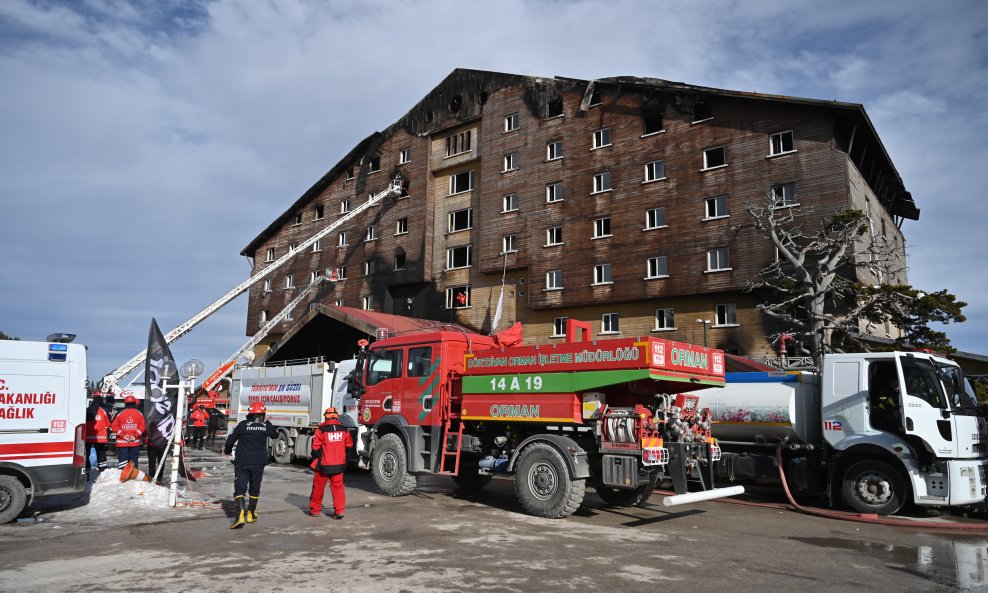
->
[241,69,916,358]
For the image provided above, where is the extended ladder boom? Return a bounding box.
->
[104,176,404,386]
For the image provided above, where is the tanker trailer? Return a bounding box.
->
[692,351,988,516]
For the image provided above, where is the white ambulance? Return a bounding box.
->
[0,338,88,523]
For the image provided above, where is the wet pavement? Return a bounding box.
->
[2,444,986,592]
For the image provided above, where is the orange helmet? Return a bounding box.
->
[248,402,266,415]
[124,395,137,404]
[324,407,339,420]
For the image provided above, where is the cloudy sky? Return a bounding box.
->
[1,0,986,382]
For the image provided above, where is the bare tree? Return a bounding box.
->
[741,195,963,365]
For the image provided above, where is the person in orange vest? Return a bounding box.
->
[111,395,146,470]
[85,392,112,472]
[308,407,353,519]
[190,404,210,450]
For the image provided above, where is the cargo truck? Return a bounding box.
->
[352,319,743,518]
[230,358,362,465]
[0,339,88,523]
[692,351,988,515]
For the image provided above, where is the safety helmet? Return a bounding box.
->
[124,395,137,405]
[324,407,339,420]
[248,402,266,415]
[198,404,205,409]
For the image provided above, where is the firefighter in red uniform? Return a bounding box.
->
[308,407,353,519]
[190,404,209,450]
[111,395,145,470]
[85,392,112,472]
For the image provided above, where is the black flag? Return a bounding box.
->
[144,318,179,450]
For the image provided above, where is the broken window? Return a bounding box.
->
[448,208,473,232]
[368,157,381,172]
[703,146,726,169]
[693,101,712,122]
[770,131,795,155]
[446,245,472,269]
[715,303,738,326]
[643,104,664,135]
[446,131,472,157]
[546,98,564,118]
[394,253,406,271]
[446,286,471,309]
[449,170,474,194]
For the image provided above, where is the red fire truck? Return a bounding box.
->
[353,319,741,518]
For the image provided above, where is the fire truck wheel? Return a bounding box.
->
[514,443,585,518]
[595,485,655,507]
[371,433,417,496]
[0,475,28,524]
[272,431,294,465]
[841,459,906,515]
[452,472,492,491]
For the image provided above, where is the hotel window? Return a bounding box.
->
[504,113,519,132]
[546,182,563,203]
[262,279,272,293]
[340,199,350,214]
[551,317,568,337]
[314,205,324,220]
[445,130,472,157]
[547,140,563,161]
[592,127,611,149]
[293,212,302,225]
[394,253,406,270]
[645,207,667,229]
[288,242,299,252]
[338,231,348,247]
[446,245,472,270]
[769,130,795,156]
[644,160,665,182]
[284,275,295,290]
[707,248,731,272]
[546,226,563,246]
[693,101,712,122]
[368,157,380,172]
[601,312,620,334]
[309,271,318,284]
[260,309,270,323]
[448,208,473,232]
[335,299,344,307]
[715,303,738,326]
[593,263,613,284]
[546,269,563,290]
[366,225,378,241]
[265,248,274,262]
[363,295,374,310]
[654,308,675,331]
[771,182,798,208]
[593,171,611,193]
[449,170,474,194]
[502,234,517,253]
[312,239,322,252]
[502,193,519,212]
[705,196,729,219]
[446,286,471,309]
[593,217,612,239]
[399,148,411,164]
[364,260,376,275]
[345,167,354,180]
[395,217,408,235]
[703,146,726,170]
[336,265,347,280]
[646,256,668,279]
[503,152,518,172]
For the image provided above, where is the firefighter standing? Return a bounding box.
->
[111,395,145,470]
[190,404,209,450]
[223,401,278,529]
[308,407,353,519]
[206,408,221,445]
[85,392,112,472]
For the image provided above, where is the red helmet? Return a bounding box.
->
[248,402,266,415]
[324,407,339,419]
[124,395,137,404]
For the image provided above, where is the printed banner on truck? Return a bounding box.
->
[144,318,179,450]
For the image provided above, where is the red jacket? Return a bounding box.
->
[111,406,145,447]
[310,420,352,475]
[190,409,209,427]
[85,403,111,444]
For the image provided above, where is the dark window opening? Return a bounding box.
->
[547,98,563,118]
[644,110,664,134]
[448,95,462,113]
[590,89,602,106]
[394,253,406,270]
[478,90,489,104]
[694,101,712,121]
[369,157,381,172]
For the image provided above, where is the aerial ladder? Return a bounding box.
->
[101,175,405,393]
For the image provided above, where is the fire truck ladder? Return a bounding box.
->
[436,379,464,475]
[102,176,405,388]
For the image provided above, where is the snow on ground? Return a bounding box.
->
[34,468,214,526]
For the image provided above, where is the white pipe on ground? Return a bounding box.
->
[661,485,745,507]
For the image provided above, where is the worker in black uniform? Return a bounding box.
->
[223,401,278,529]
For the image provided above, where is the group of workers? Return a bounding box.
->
[84,393,352,530]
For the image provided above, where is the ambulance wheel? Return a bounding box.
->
[596,485,655,507]
[514,442,585,518]
[272,431,293,465]
[841,460,906,515]
[452,472,492,491]
[371,433,417,496]
[0,475,27,524]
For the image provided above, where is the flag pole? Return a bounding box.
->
[168,378,188,507]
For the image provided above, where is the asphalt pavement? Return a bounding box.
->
[1,443,986,593]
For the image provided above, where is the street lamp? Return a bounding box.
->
[168,359,204,507]
[696,319,711,347]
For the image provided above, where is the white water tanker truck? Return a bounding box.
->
[692,351,987,515]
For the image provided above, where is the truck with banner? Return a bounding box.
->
[351,319,743,518]
[230,358,362,465]
[0,338,88,523]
